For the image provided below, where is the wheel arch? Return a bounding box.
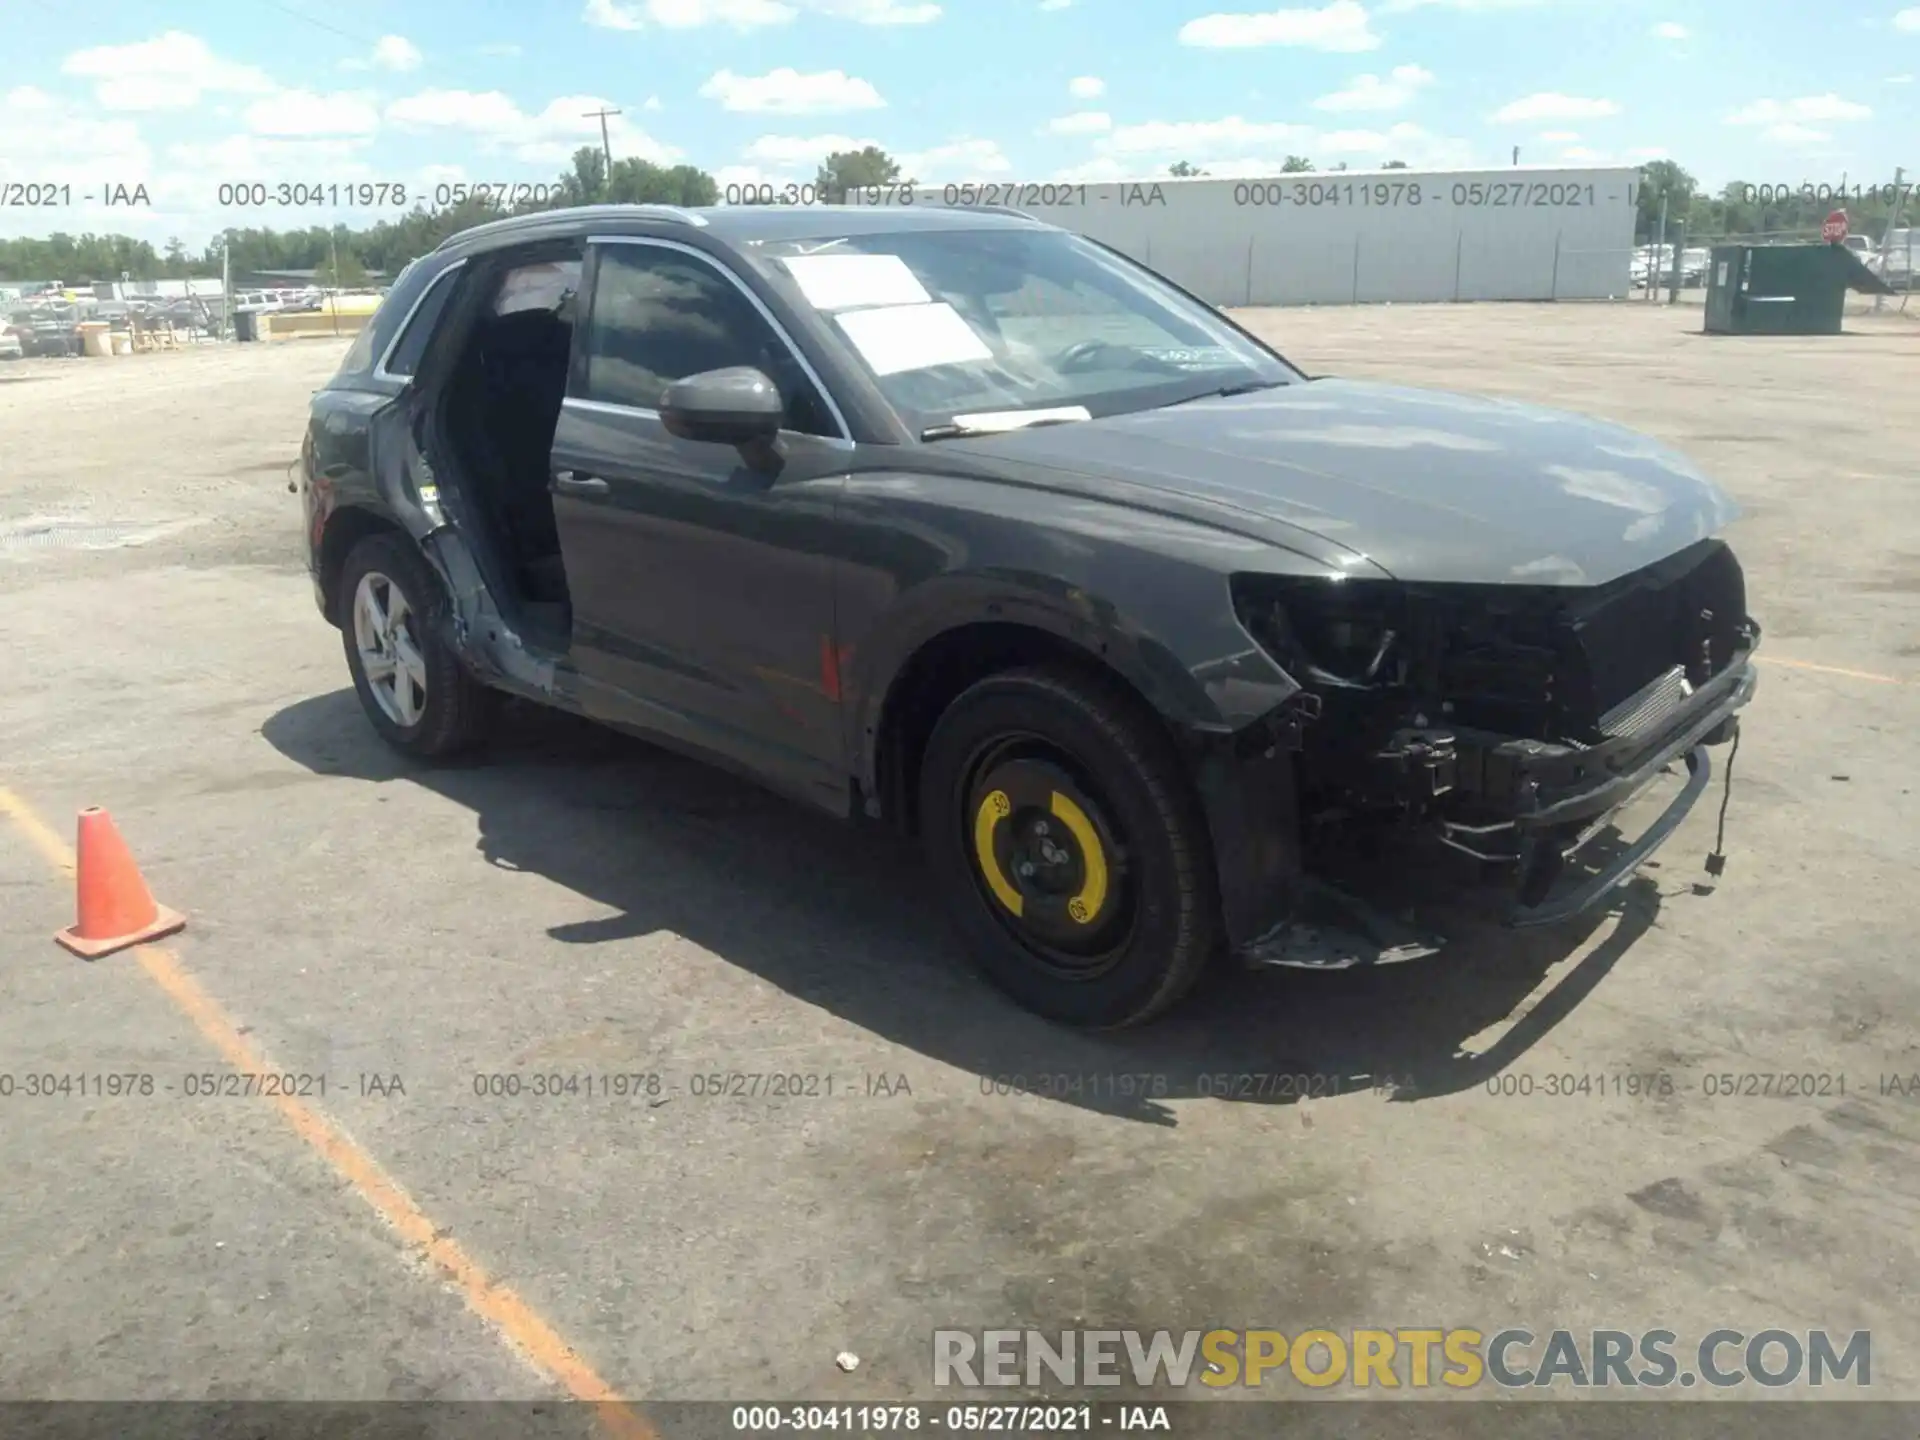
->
[867,618,1195,840]
[318,504,408,627]
[857,583,1312,957]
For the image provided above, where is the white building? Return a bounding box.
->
[850,166,1641,306]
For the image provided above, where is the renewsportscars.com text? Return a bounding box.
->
[932,1328,1871,1391]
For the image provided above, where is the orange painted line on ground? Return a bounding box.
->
[0,784,657,1440]
[1760,656,1912,686]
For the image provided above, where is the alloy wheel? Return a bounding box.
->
[351,570,428,728]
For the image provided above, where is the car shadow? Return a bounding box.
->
[261,690,1665,1127]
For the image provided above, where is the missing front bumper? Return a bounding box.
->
[1482,651,1759,927]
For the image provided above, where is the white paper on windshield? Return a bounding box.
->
[950,406,1092,432]
[782,253,931,311]
[835,302,994,375]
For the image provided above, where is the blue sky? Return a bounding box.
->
[1,0,1916,246]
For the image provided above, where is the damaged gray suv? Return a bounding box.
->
[299,202,1759,1028]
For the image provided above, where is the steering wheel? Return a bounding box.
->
[1054,338,1188,377]
[1054,338,1117,373]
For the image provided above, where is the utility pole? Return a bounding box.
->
[1652,192,1668,304]
[1512,146,1520,167]
[220,230,231,342]
[584,106,621,178]
[328,227,341,336]
[1875,166,1906,315]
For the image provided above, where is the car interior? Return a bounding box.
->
[436,256,580,650]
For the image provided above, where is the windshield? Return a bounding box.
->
[747,227,1298,434]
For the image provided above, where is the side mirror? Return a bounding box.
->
[660,366,785,446]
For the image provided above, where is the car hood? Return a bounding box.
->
[946,378,1741,587]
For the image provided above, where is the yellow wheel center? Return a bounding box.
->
[973,787,1110,927]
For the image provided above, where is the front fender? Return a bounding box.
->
[837,474,1343,793]
[834,474,1376,953]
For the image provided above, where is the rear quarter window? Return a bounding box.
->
[336,313,383,375]
[381,264,465,376]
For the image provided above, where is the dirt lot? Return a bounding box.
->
[1,301,1917,1426]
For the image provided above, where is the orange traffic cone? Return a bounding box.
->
[54,807,186,959]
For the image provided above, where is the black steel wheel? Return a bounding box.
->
[918,665,1220,1028]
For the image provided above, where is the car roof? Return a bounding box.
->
[433,202,1054,260]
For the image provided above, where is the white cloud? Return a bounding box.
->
[1069,76,1105,99]
[1041,0,1072,8]
[716,164,781,192]
[60,31,275,111]
[1101,116,1314,155]
[372,36,423,71]
[1381,0,1543,9]
[585,0,794,28]
[583,0,936,25]
[1313,63,1433,111]
[385,89,683,164]
[699,68,885,113]
[1725,94,1870,124]
[169,135,372,175]
[1320,121,1469,163]
[1625,145,1668,160]
[807,0,942,21]
[1760,123,1831,145]
[1895,7,1920,30]
[478,42,524,56]
[1651,20,1688,38]
[1559,146,1602,162]
[1179,0,1380,52]
[742,132,878,167]
[1538,129,1579,142]
[898,138,1013,181]
[1052,156,1127,181]
[1890,73,1916,83]
[387,89,524,131]
[644,95,664,110]
[1046,111,1113,135]
[0,87,151,207]
[244,90,381,137]
[1491,92,1620,123]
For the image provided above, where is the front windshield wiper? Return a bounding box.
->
[1160,378,1290,407]
[920,406,1092,441]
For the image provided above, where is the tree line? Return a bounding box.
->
[1632,159,1913,243]
[0,144,907,284]
[2,146,1908,284]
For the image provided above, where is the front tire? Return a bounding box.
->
[338,532,493,759]
[918,665,1221,1029]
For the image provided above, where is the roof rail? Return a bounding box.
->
[433,202,710,253]
[958,203,1041,221]
[630,204,710,227]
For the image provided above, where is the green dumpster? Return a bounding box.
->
[1703,242,1894,335]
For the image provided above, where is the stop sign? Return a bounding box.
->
[1823,209,1849,243]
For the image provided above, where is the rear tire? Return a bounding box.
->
[918,665,1220,1029]
[338,532,494,759]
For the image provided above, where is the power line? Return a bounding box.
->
[254,0,383,48]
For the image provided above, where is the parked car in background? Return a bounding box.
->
[0,325,22,360]
[1875,229,1917,290]
[8,305,82,356]
[299,203,1760,1028]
